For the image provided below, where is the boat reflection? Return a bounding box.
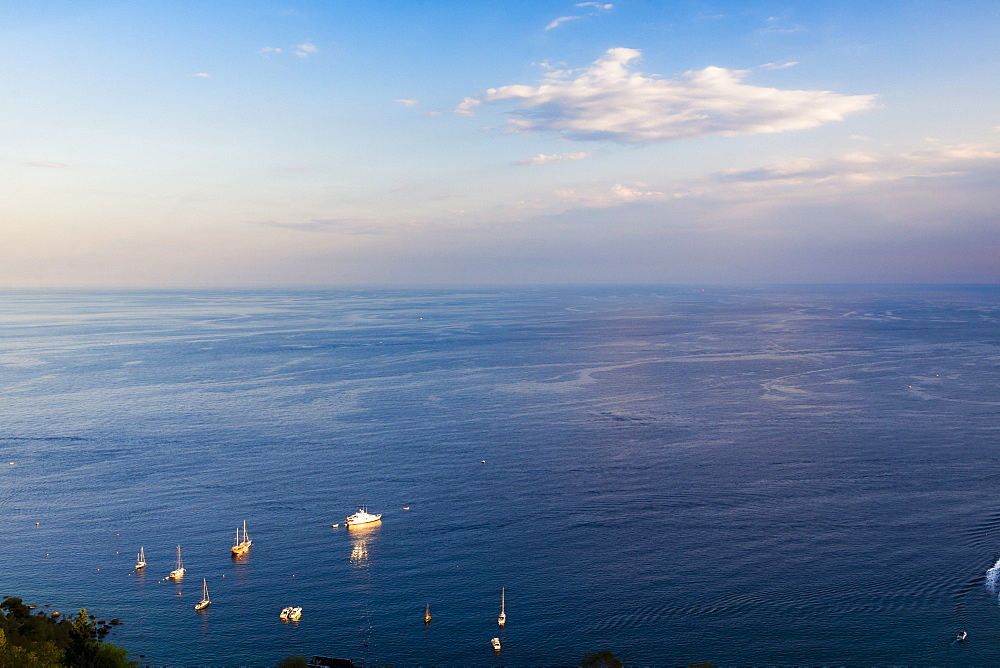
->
[347,523,380,567]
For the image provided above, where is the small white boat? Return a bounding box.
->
[279,607,291,620]
[345,507,382,526]
[498,586,506,626]
[135,547,146,570]
[957,631,967,641]
[491,637,501,651]
[424,603,432,624]
[282,606,302,621]
[231,520,252,556]
[194,578,211,611]
[169,545,185,579]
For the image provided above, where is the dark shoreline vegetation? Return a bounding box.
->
[4,595,635,668]
[0,596,135,667]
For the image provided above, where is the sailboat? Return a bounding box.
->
[424,603,432,624]
[497,586,506,626]
[135,547,146,570]
[169,545,185,579]
[194,578,211,610]
[231,520,252,555]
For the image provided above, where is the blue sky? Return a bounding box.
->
[2,0,998,286]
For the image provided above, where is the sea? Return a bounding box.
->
[1,285,998,667]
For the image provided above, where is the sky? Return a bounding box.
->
[1,0,998,286]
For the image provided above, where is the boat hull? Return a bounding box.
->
[231,541,251,555]
[345,509,382,526]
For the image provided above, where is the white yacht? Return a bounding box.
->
[135,547,146,570]
[345,507,382,526]
[491,637,501,651]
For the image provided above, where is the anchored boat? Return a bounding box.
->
[231,520,252,555]
[280,606,302,620]
[498,586,506,626]
[345,507,382,526]
[169,545,185,579]
[194,578,211,611]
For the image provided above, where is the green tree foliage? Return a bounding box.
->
[0,627,62,668]
[0,599,136,668]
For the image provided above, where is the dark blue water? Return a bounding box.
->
[1,286,998,666]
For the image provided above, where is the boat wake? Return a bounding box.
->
[985,557,1000,603]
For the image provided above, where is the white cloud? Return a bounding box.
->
[295,42,319,57]
[576,2,613,8]
[394,99,418,107]
[193,72,211,78]
[259,46,283,55]
[610,184,665,201]
[457,48,876,144]
[545,15,581,30]
[516,152,591,166]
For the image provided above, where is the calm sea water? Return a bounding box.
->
[1,286,999,666]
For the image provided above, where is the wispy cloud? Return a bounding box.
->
[295,42,319,57]
[394,99,418,107]
[610,183,665,201]
[545,2,613,30]
[713,142,1000,189]
[759,61,798,70]
[193,72,211,78]
[257,218,383,234]
[259,46,283,56]
[545,15,581,30]
[761,16,806,34]
[25,161,68,168]
[457,47,875,144]
[516,152,591,166]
